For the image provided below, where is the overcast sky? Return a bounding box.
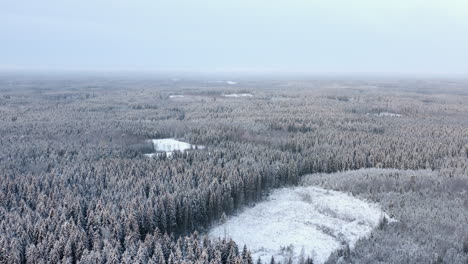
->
[1,0,467,76]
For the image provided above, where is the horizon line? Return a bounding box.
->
[0,68,467,80]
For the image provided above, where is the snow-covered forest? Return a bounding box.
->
[0,77,467,263]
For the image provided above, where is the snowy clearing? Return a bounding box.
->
[208,80,238,85]
[169,95,185,99]
[209,186,391,264]
[222,93,253,98]
[145,138,204,157]
[367,112,402,117]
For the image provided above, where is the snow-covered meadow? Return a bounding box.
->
[209,186,391,263]
[222,93,253,98]
[145,138,204,157]
[207,80,238,85]
[169,95,185,99]
[367,112,402,117]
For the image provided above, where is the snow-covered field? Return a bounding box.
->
[222,93,253,98]
[169,95,184,99]
[367,112,402,117]
[209,186,390,263]
[145,138,204,157]
[208,80,238,85]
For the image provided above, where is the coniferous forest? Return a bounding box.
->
[1,76,467,263]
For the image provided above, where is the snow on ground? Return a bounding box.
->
[145,138,204,157]
[207,80,238,85]
[169,95,185,99]
[209,186,390,264]
[367,112,402,117]
[222,93,253,98]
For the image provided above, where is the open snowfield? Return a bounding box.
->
[222,93,253,98]
[169,95,185,99]
[145,138,204,157]
[367,112,402,117]
[209,186,390,263]
[207,80,238,85]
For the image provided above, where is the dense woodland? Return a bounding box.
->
[0,76,467,263]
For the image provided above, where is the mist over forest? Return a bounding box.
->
[1,0,468,262]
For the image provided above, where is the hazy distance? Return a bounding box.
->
[1,0,467,77]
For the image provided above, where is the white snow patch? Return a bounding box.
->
[207,80,238,85]
[367,112,402,117]
[169,95,184,99]
[145,138,204,157]
[209,186,390,264]
[222,93,253,98]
